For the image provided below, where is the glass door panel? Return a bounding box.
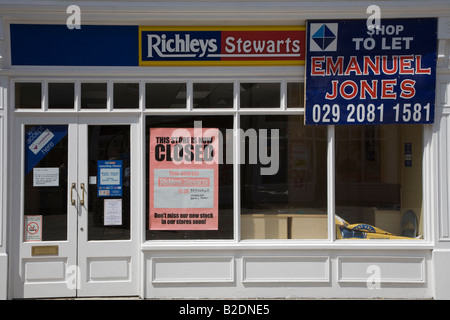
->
[24,125,69,241]
[87,125,131,241]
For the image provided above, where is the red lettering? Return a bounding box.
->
[415,55,431,74]
[382,56,398,75]
[400,79,416,99]
[381,79,397,99]
[325,80,339,99]
[363,56,380,75]
[399,55,415,74]
[344,56,362,75]
[326,56,344,75]
[360,80,378,99]
[311,57,325,75]
[340,80,358,99]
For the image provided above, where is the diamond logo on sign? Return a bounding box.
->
[310,23,338,51]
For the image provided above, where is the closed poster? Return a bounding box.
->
[149,127,219,230]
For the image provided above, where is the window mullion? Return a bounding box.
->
[328,124,336,242]
[42,80,48,111]
[281,80,287,110]
[187,81,193,111]
[234,112,241,242]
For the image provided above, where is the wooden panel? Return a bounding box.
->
[88,257,131,281]
[338,256,425,284]
[243,256,329,283]
[152,257,234,283]
[24,259,67,282]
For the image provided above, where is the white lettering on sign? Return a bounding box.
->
[224,37,302,55]
[146,33,302,59]
[147,34,218,58]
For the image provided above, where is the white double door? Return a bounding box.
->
[11,116,140,298]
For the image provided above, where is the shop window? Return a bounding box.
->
[240,83,280,108]
[193,83,233,108]
[335,124,423,240]
[145,83,186,109]
[287,82,304,108]
[48,83,74,109]
[15,82,41,109]
[240,115,328,239]
[146,115,234,240]
[113,83,139,109]
[81,83,107,109]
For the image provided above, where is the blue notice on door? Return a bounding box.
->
[97,160,123,197]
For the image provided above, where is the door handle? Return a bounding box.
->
[80,183,85,206]
[70,183,76,205]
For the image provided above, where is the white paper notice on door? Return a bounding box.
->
[104,199,122,226]
[33,167,59,187]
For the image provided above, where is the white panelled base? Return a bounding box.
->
[144,249,432,299]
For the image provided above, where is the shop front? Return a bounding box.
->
[0,0,450,300]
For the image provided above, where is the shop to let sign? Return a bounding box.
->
[149,127,219,230]
[139,26,306,66]
[305,18,437,125]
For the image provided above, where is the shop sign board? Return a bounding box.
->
[10,25,305,67]
[149,127,219,230]
[305,18,437,125]
[139,26,306,66]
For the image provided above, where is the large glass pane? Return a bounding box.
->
[81,83,107,109]
[16,83,41,109]
[193,83,233,108]
[48,83,74,109]
[335,125,423,240]
[240,115,328,239]
[88,125,131,240]
[24,125,68,241]
[240,83,280,108]
[145,83,186,109]
[146,115,233,240]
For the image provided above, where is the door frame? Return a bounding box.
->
[76,115,140,297]
[10,114,141,299]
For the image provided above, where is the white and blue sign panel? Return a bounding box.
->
[97,160,123,197]
[305,18,437,125]
[25,125,68,174]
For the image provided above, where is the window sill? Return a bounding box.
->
[141,239,434,251]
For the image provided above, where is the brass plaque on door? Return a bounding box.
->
[31,245,59,256]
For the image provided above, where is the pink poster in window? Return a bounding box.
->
[149,127,219,230]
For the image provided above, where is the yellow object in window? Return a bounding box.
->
[335,215,416,240]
